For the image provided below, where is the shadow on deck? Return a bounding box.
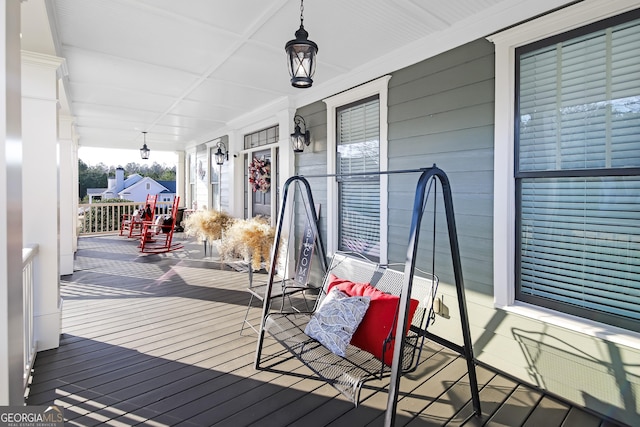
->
[26,235,618,426]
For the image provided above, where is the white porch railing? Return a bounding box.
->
[22,244,38,393]
[78,201,174,235]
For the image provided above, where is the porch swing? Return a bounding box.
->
[253,165,481,426]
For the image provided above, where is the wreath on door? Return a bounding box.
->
[248,157,271,193]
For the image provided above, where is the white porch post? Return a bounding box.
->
[228,130,244,218]
[277,109,296,278]
[22,51,63,351]
[0,0,24,405]
[59,115,77,275]
[176,150,185,207]
[71,128,79,253]
[277,108,296,199]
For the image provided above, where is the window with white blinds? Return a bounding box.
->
[336,96,380,259]
[516,11,640,332]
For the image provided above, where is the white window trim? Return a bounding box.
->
[187,149,197,209]
[488,0,640,348]
[323,75,391,262]
[206,140,221,211]
[242,145,278,220]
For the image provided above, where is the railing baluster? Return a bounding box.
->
[75,201,176,235]
[22,245,38,393]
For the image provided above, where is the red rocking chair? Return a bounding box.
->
[120,194,158,238]
[139,196,184,254]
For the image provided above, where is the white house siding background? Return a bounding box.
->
[288,17,639,427]
[118,178,173,204]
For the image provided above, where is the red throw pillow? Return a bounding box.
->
[327,274,419,366]
[326,274,355,292]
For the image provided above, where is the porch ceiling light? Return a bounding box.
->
[285,0,318,88]
[140,132,150,160]
[214,140,228,166]
[291,114,311,153]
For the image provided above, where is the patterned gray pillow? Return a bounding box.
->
[305,287,370,357]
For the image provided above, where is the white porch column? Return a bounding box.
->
[176,150,185,207]
[228,130,244,218]
[22,51,63,351]
[277,108,296,195]
[71,128,79,253]
[276,109,296,278]
[59,115,77,275]
[0,0,24,406]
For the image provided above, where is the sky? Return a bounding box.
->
[79,146,177,168]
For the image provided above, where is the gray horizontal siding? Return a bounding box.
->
[291,39,495,294]
[293,101,329,278]
[387,39,495,293]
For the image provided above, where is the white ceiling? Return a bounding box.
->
[21,0,575,152]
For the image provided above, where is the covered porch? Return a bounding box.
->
[26,235,612,426]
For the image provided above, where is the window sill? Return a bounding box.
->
[496,301,640,351]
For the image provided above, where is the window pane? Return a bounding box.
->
[519,177,640,329]
[337,97,380,259]
[211,183,219,210]
[516,14,640,331]
[189,154,196,183]
[244,125,279,149]
[518,18,640,173]
[210,162,219,184]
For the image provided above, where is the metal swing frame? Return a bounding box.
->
[254,165,480,426]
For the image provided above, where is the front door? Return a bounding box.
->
[251,149,271,218]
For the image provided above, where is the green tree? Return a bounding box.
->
[78,159,108,201]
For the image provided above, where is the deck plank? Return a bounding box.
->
[480,382,540,427]
[447,367,518,426]
[523,396,570,427]
[561,407,603,427]
[401,356,483,426]
[24,235,619,426]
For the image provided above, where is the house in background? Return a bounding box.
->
[99,167,176,204]
[85,188,105,204]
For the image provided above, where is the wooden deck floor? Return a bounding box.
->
[26,234,620,426]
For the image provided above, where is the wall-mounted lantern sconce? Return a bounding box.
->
[285,0,318,88]
[140,131,150,160]
[291,114,311,153]
[214,140,229,165]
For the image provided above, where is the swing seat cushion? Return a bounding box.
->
[304,287,371,357]
[328,274,419,366]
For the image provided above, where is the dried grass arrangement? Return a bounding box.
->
[183,209,234,242]
[218,216,275,270]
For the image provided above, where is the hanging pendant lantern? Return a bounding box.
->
[140,132,150,160]
[285,0,318,88]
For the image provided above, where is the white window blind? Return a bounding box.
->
[516,14,640,331]
[520,177,640,324]
[519,19,640,172]
[337,97,380,259]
